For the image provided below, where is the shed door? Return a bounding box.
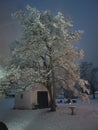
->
[37,91,48,108]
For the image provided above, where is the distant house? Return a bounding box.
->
[14,85,50,109]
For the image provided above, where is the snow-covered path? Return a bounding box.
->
[0,98,98,130]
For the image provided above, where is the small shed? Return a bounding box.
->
[14,85,50,109]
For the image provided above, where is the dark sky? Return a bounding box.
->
[0,0,98,66]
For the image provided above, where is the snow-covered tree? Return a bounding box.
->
[90,67,98,99]
[7,5,84,111]
[79,61,96,98]
[79,61,93,81]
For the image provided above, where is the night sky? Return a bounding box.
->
[0,0,98,66]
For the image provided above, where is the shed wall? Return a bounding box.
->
[15,85,50,109]
[15,90,32,109]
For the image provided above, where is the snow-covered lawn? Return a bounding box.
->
[0,96,98,130]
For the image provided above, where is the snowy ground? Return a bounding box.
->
[0,96,98,130]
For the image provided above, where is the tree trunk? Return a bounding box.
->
[92,86,95,99]
[50,98,56,111]
[48,87,56,111]
[49,49,56,111]
[46,77,56,111]
[90,82,95,99]
[47,70,56,111]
